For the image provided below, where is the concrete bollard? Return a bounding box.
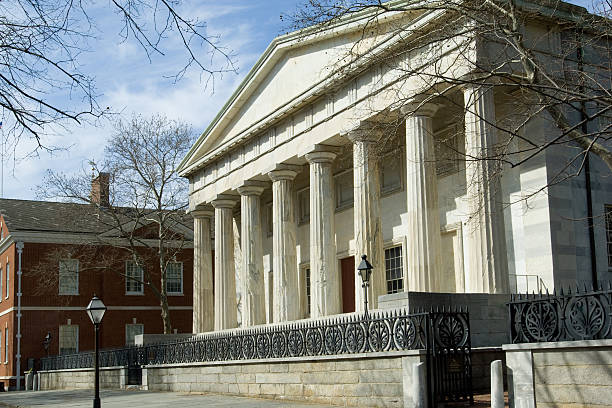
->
[413,362,427,408]
[32,373,38,391]
[491,359,504,408]
[25,372,33,391]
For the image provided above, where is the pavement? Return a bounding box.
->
[0,389,332,408]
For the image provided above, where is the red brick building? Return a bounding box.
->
[0,198,194,390]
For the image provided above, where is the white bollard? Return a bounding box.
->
[413,362,427,408]
[25,372,33,391]
[491,359,504,408]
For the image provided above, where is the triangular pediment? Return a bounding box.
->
[179,7,423,176]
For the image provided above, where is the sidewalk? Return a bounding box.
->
[0,389,332,408]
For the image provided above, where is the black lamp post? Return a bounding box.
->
[86,295,106,408]
[43,332,52,357]
[357,254,374,315]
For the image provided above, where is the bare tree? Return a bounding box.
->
[0,0,236,153]
[283,0,612,176]
[39,114,194,333]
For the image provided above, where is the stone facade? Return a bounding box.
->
[40,366,126,390]
[179,3,612,333]
[504,339,612,408]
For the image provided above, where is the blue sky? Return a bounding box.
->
[2,0,302,200]
[1,0,596,201]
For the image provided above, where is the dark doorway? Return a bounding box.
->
[340,256,355,313]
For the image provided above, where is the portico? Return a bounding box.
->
[179,10,516,332]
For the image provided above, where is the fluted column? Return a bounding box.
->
[212,195,238,330]
[192,206,214,333]
[463,84,509,294]
[403,103,443,292]
[346,130,385,311]
[268,168,300,322]
[305,147,341,318]
[237,182,266,327]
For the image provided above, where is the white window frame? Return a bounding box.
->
[5,262,8,299]
[59,259,79,295]
[165,262,183,295]
[384,244,405,295]
[334,169,354,212]
[59,324,78,355]
[125,323,144,346]
[4,327,7,363]
[125,260,144,295]
[0,266,3,303]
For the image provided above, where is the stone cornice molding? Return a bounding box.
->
[211,195,238,209]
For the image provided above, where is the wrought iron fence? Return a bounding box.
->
[508,284,612,343]
[41,308,468,369]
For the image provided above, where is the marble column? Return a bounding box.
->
[403,103,443,292]
[463,84,509,294]
[268,168,300,322]
[192,206,214,333]
[212,195,238,330]
[346,130,385,311]
[237,182,266,327]
[305,147,341,318]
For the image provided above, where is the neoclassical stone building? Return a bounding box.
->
[179,2,612,333]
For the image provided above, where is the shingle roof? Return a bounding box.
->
[0,198,112,234]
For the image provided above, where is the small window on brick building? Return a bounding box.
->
[59,259,79,295]
[125,324,144,346]
[59,325,78,355]
[5,262,8,299]
[0,266,3,303]
[125,260,144,294]
[385,246,404,294]
[166,262,183,295]
[4,327,7,363]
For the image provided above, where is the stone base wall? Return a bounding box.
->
[144,351,426,408]
[39,366,126,391]
[378,291,510,347]
[504,339,612,408]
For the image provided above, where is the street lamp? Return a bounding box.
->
[86,295,106,408]
[42,332,52,357]
[357,254,374,315]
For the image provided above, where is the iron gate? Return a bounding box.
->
[427,310,473,405]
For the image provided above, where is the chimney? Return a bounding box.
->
[91,172,110,207]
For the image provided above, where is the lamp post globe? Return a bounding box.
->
[86,295,106,408]
[357,255,374,315]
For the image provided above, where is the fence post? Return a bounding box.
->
[491,360,504,408]
[413,362,428,408]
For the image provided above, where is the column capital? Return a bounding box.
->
[211,194,238,209]
[343,121,384,144]
[268,165,299,181]
[400,102,439,118]
[191,205,214,219]
[237,180,267,196]
[303,144,339,164]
